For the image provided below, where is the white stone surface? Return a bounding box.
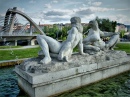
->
[15,51,130,97]
[36,17,84,64]
[83,20,119,54]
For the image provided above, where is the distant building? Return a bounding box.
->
[39,22,53,29]
[13,23,23,31]
[81,23,89,27]
[126,25,130,32]
[65,23,71,27]
[115,23,127,32]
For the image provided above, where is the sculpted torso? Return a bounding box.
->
[37,17,84,64]
[65,27,82,48]
[83,28,105,50]
[83,20,119,53]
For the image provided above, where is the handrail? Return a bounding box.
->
[0,33,39,36]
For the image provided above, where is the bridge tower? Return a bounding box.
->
[1,7,45,46]
[4,7,17,34]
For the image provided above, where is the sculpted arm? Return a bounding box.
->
[100,30,119,37]
[78,39,84,55]
[58,27,76,61]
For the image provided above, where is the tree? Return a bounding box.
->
[95,17,117,32]
[120,30,126,38]
[62,26,71,40]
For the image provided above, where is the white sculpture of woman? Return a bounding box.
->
[37,17,84,64]
[83,20,119,54]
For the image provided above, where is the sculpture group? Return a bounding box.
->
[37,17,119,64]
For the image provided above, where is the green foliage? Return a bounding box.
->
[43,26,49,34]
[95,17,117,32]
[114,43,130,53]
[83,25,90,34]
[62,26,71,39]
[33,32,40,34]
[119,30,126,38]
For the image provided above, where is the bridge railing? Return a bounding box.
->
[0,32,39,36]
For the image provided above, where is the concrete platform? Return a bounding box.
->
[15,50,130,97]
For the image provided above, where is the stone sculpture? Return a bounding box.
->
[37,17,84,64]
[12,7,130,97]
[83,20,119,54]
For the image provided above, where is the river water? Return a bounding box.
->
[0,66,130,97]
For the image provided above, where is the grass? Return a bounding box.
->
[114,42,130,53]
[0,42,129,61]
[0,47,41,61]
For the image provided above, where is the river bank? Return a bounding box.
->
[0,58,28,67]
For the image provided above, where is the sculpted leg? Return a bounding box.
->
[84,45,100,52]
[37,35,62,64]
[106,34,119,49]
[37,35,51,64]
[58,42,72,61]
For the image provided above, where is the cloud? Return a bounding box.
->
[52,0,58,3]
[86,0,95,5]
[17,7,25,12]
[102,14,130,25]
[26,6,116,24]
[73,6,115,17]
[29,0,36,4]
[82,4,87,7]
[116,8,130,11]
[44,4,52,8]
[0,14,4,18]
[43,9,73,23]
[82,14,96,22]
[44,16,70,22]
[89,7,115,12]
[43,9,73,16]
[44,10,66,16]
[25,9,72,24]
[92,2,102,6]
[75,8,93,16]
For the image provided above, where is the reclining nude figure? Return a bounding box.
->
[83,20,119,54]
[37,17,84,64]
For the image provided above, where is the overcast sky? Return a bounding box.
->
[0,0,130,25]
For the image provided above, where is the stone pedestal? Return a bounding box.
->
[15,50,130,97]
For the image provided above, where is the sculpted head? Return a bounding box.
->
[70,17,81,24]
[89,20,98,28]
[70,17,83,33]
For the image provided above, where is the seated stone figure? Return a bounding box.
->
[37,17,84,64]
[83,20,119,54]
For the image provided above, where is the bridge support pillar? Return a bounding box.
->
[15,40,17,46]
[3,10,11,32]
[27,40,31,45]
[29,23,33,35]
[31,39,36,45]
[9,7,17,35]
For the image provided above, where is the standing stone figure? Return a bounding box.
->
[83,20,119,54]
[37,17,84,64]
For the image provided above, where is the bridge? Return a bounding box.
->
[0,7,45,46]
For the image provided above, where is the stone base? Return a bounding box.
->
[15,50,130,97]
